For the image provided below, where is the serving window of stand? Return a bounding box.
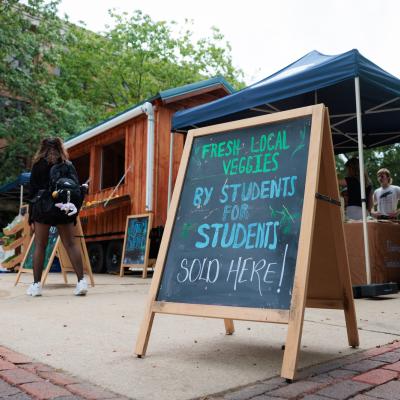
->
[135,105,358,381]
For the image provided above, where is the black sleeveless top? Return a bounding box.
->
[345,177,371,208]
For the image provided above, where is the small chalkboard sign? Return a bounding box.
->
[15,226,59,283]
[135,105,358,380]
[15,218,94,287]
[120,213,153,278]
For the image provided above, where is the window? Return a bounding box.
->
[101,139,125,189]
[71,153,90,184]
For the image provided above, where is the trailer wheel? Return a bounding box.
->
[105,240,123,274]
[87,243,105,273]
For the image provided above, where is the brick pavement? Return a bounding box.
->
[0,345,128,400]
[203,340,400,400]
[1,341,400,400]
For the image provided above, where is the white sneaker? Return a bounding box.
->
[74,278,88,296]
[27,283,42,297]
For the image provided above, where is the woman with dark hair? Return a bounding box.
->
[27,137,88,297]
[338,157,373,220]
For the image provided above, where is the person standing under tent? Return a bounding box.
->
[372,168,400,220]
[338,158,373,220]
[27,137,88,297]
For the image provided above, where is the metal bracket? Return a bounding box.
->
[315,192,341,206]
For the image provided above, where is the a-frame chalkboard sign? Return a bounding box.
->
[120,213,153,278]
[15,218,94,288]
[135,105,358,380]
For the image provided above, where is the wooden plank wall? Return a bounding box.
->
[68,110,184,240]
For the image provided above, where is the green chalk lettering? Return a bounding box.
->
[201,144,211,159]
[210,143,218,158]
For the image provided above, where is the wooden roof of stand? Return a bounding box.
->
[65,76,234,148]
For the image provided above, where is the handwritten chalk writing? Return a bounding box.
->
[177,258,220,283]
[222,152,279,175]
[219,177,297,203]
[193,186,214,207]
[127,232,146,249]
[201,139,241,159]
[250,131,290,153]
[157,117,312,309]
[226,245,288,296]
[222,204,249,221]
[127,221,147,249]
[195,221,279,250]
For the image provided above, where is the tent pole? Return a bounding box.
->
[354,76,372,285]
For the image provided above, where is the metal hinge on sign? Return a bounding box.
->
[315,192,341,206]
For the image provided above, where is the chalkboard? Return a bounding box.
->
[22,226,59,271]
[120,213,152,277]
[136,106,359,381]
[157,116,311,310]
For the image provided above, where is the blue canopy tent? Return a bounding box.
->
[173,49,400,153]
[172,49,400,286]
[0,172,30,201]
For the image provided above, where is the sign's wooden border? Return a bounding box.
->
[15,218,94,287]
[120,213,153,278]
[135,105,358,380]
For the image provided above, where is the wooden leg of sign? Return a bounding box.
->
[135,310,155,357]
[321,112,359,348]
[41,238,60,287]
[40,265,50,286]
[56,249,68,283]
[343,290,359,347]
[142,263,148,279]
[82,241,95,287]
[281,105,325,380]
[224,319,235,335]
[15,234,35,286]
[281,297,306,380]
[14,268,23,286]
[75,219,95,287]
[120,265,125,277]
[62,268,68,283]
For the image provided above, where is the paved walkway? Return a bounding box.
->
[1,340,400,400]
[0,345,127,400]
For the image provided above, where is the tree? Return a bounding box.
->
[57,10,244,116]
[0,2,244,185]
[0,0,91,183]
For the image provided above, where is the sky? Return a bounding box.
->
[57,0,400,85]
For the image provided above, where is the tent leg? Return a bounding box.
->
[354,77,372,285]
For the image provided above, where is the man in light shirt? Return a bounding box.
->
[372,168,400,219]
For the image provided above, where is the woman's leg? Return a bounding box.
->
[57,223,84,281]
[33,223,50,283]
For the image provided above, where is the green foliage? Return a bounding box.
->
[57,10,244,115]
[0,0,90,182]
[337,144,400,190]
[0,1,244,185]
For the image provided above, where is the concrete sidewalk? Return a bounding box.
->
[0,273,399,400]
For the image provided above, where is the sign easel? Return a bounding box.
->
[15,218,94,287]
[120,213,153,278]
[135,105,358,380]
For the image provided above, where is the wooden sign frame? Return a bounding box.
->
[15,218,94,288]
[135,105,358,380]
[120,213,153,278]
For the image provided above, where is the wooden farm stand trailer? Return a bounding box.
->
[64,77,233,273]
